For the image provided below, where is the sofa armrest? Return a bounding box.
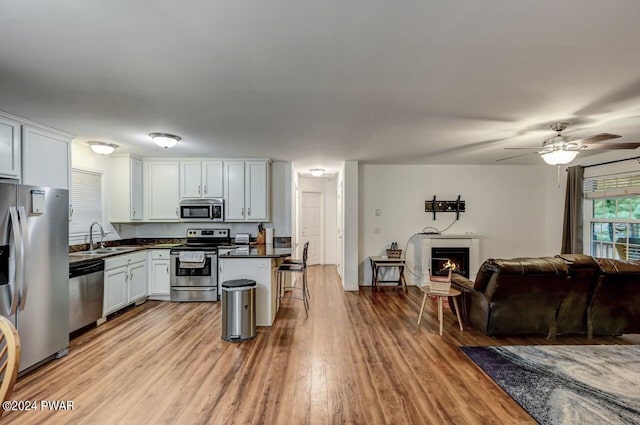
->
[451,275,478,293]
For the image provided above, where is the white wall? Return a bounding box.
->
[297,175,338,265]
[343,160,359,291]
[359,164,566,286]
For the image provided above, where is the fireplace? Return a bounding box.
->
[431,247,470,278]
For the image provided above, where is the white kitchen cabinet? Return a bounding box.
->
[104,267,128,316]
[144,160,180,221]
[219,257,281,326]
[0,114,21,179]
[104,251,148,316]
[246,160,268,221]
[180,160,223,199]
[22,125,71,190]
[109,155,143,222]
[224,160,269,221]
[148,250,171,300]
[128,260,148,302]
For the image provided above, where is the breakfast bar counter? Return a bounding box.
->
[219,245,291,258]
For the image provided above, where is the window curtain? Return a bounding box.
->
[561,166,584,254]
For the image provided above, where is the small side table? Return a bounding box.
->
[369,257,407,293]
[417,285,464,336]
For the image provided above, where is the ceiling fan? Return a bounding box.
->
[497,122,640,165]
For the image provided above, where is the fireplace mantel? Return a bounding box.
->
[422,235,481,282]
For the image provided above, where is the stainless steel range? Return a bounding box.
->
[170,228,231,302]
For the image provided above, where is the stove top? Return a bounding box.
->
[170,228,232,252]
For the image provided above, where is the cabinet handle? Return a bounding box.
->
[204,185,208,195]
[125,272,129,282]
[176,207,179,217]
[198,185,201,195]
[241,207,244,217]
[130,271,134,280]
[132,208,136,217]
[166,266,169,274]
[248,207,251,216]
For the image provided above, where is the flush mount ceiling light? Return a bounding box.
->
[309,168,325,177]
[88,141,118,155]
[149,132,181,149]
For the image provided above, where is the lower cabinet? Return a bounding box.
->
[148,250,171,300]
[103,251,148,316]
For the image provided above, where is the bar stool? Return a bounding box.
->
[277,242,309,317]
[283,241,310,299]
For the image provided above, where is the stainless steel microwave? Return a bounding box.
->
[179,198,224,222]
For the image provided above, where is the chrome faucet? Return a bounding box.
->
[89,221,106,250]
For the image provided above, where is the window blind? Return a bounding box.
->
[70,169,103,235]
[583,174,640,199]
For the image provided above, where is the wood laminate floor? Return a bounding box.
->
[4,265,637,425]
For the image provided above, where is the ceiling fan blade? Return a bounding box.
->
[573,133,621,145]
[582,142,640,150]
[503,147,543,150]
[496,151,540,162]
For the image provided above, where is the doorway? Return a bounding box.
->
[300,191,323,265]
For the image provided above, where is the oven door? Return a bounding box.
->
[170,253,218,302]
[170,253,217,287]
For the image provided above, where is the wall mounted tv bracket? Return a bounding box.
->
[424,195,465,220]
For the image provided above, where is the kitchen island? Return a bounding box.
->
[219,246,291,326]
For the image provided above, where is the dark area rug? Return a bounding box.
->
[461,345,640,425]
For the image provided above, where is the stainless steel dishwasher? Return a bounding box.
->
[69,260,105,333]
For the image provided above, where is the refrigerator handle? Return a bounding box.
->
[7,207,22,315]
[17,206,29,311]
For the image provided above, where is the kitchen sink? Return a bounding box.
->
[77,247,139,255]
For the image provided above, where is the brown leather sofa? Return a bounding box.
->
[451,255,640,337]
[451,257,570,336]
[589,258,640,337]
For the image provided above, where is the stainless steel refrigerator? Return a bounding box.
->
[0,180,69,373]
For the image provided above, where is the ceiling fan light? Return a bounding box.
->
[541,150,579,165]
[149,133,181,149]
[88,141,118,155]
[309,168,325,177]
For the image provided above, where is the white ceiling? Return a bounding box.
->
[2,1,640,166]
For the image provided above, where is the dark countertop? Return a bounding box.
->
[219,245,292,259]
[69,242,183,267]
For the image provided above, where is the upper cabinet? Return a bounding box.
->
[0,111,71,188]
[224,160,270,222]
[144,160,180,221]
[180,160,223,199]
[109,155,143,222]
[22,125,72,190]
[0,115,21,179]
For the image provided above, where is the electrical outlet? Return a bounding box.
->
[375,209,381,216]
[374,227,381,234]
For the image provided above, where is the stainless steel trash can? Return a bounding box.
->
[221,279,257,342]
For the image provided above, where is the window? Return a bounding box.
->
[588,197,640,260]
[70,168,104,237]
[584,168,640,261]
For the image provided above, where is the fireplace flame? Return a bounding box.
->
[442,259,459,271]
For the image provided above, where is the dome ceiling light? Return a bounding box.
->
[88,141,118,155]
[149,132,181,149]
[309,168,325,177]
